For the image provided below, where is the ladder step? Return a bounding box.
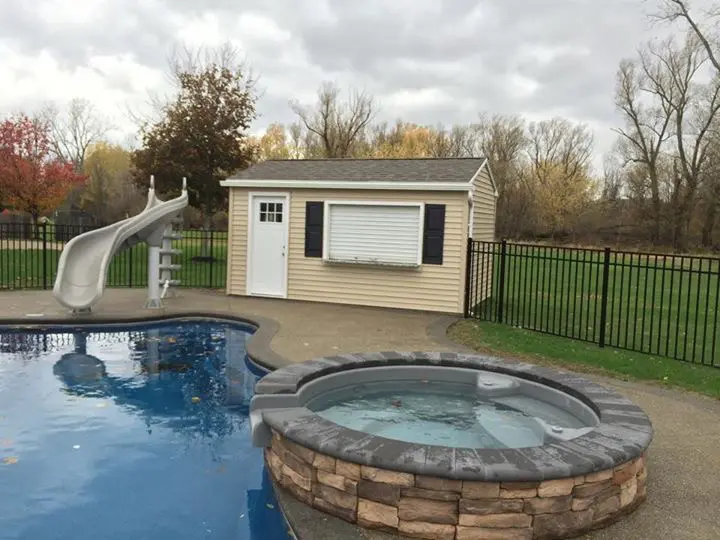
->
[159,279,181,286]
[163,232,183,240]
[160,248,182,255]
[159,264,182,271]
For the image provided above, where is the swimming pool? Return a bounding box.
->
[0,318,290,540]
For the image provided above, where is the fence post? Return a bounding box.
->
[497,239,508,324]
[42,222,48,290]
[463,237,473,317]
[209,230,214,288]
[598,247,612,348]
[128,247,133,288]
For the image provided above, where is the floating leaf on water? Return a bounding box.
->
[73,445,80,449]
[2,456,18,465]
[266,503,274,509]
[191,397,201,403]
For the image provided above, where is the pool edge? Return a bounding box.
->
[0,311,293,372]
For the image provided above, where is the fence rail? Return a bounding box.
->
[466,239,720,367]
[0,223,227,291]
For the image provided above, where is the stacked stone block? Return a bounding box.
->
[265,430,647,540]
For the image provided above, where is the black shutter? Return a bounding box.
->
[422,204,445,265]
[304,201,324,257]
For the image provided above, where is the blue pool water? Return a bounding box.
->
[0,319,290,540]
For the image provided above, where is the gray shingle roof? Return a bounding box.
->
[230,158,486,183]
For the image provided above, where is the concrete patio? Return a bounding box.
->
[1,288,718,540]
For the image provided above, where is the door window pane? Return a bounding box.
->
[258,201,283,223]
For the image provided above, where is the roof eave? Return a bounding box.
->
[219,179,473,192]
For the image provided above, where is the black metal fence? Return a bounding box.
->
[0,223,228,291]
[466,240,720,367]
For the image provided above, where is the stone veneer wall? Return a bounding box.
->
[265,430,647,540]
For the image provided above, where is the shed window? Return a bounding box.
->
[324,202,423,267]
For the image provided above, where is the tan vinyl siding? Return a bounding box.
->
[470,164,497,304]
[227,188,249,295]
[226,187,469,314]
[472,165,497,241]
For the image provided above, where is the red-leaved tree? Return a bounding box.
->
[0,114,87,228]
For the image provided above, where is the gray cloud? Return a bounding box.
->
[0,0,708,169]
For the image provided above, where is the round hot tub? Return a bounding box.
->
[250,352,652,539]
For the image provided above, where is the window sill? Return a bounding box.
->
[323,258,421,270]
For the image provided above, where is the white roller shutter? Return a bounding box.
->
[326,203,422,266]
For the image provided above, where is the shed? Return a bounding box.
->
[219,158,497,314]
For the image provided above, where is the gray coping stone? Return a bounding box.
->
[259,351,654,482]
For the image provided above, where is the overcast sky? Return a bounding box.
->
[0,0,706,171]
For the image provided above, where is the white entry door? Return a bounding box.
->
[247,194,289,297]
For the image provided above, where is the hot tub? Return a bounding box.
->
[250,352,652,539]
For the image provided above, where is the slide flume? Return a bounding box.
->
[53,181,188,311]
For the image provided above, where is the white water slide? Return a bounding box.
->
[53,178,188,312]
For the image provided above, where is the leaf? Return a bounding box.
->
[0,114,87,220]
[2,456,18,465]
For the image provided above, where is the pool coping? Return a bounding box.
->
[254,351,654,482]
[0,311,292,371]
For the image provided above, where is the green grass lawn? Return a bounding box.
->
[449,320,720,399]
[469,244,720,366]
[0,236,228,290]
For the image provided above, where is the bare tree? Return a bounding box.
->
[649,1,720,249]
[43,98,108,170]
[525,118,595,238]
[652,0,720,73]
[699,134,720,246]
[601,154,625,201]
[290,81,375,158]
[473,113,530,237]
[612,56,674,241]
[426,124,480,158]
[662,35,720,249]
[475,113,527,190]
[287,122,304,158]
[527,117,594,181]
[614,29,720,250]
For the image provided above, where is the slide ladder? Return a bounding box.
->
[146,214,185,308]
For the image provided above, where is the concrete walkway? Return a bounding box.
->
[1,288,718,540]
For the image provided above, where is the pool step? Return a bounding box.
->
[159,279,181,286]
[159,248,182,256]
[159,263,182,271]
[163,232,183,241]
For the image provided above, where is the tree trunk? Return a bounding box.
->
[31,211,40,241]
[650,184,662,245]
[201,212,213,259]
[701,201,717,248]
